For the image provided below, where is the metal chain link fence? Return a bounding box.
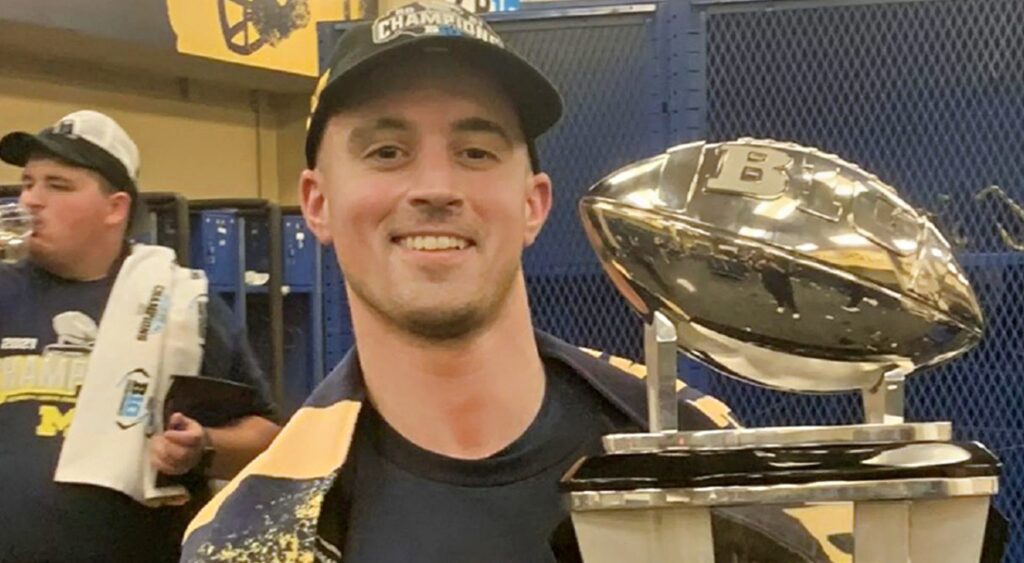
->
[703,0,1024,557]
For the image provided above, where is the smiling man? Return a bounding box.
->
[180,2,825,562]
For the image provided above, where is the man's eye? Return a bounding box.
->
[368,146,404,160]
[462,148,496,160]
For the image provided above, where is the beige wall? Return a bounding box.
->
[273,95,312,207]
[0,54,311,203]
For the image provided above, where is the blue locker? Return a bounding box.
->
[245,216,272,289]
[283,215,318,290]
[190,210,245,328]
[190,211,243,293]
[321,245,354,372]
[281,211,325,414]
[189,200,285,407]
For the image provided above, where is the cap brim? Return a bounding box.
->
[0,131,103,171]
[308,34,563,167]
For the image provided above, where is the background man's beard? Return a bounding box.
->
[348,263,521,342]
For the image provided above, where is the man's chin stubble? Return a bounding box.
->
[351,279,515,343]
[401,306,492,342]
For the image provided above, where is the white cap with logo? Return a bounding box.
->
[0,109,140,192]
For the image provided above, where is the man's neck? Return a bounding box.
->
[352,277,546,460]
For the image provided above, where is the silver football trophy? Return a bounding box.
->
[567,139,1000,562]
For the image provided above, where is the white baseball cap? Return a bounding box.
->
[0,110,140,192]
[0,110,145,231]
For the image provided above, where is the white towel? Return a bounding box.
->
[54,244,207,506]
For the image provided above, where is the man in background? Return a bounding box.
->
[0,110,280,562]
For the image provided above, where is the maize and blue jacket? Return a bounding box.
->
[181,330,827,562]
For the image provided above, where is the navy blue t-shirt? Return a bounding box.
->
[337,359,630,563]
[0,259,276,563]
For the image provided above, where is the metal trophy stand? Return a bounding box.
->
[566,139,1001,562]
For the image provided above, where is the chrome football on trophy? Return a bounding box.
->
[565,139,1000,562]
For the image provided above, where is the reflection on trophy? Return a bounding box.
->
[0,202,32,264]
[567,139,1000,562]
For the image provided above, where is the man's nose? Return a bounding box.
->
[405,152,464,216]
[19,185,42,209]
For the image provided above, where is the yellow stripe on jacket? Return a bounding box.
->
[185,400,362,538]
[577,347,739,428]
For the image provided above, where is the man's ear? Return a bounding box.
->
[524,172,553,247]
[105,191,132,228]
[300,168,333,245]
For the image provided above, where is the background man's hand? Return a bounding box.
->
[150,412,208,476]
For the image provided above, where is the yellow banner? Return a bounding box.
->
[166,0,361,77]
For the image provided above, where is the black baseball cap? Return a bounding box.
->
[305,1,563,170]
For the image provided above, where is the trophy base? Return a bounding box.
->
[563,422,1000,563]
[570,494,991,563]
[602,421,952,453]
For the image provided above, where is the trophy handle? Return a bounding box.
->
[644,311,679,433]
[862,367,907,425]
[976,185,1024,251]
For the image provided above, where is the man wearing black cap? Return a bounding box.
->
[0,110,281,562]
[181,2,824,561]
